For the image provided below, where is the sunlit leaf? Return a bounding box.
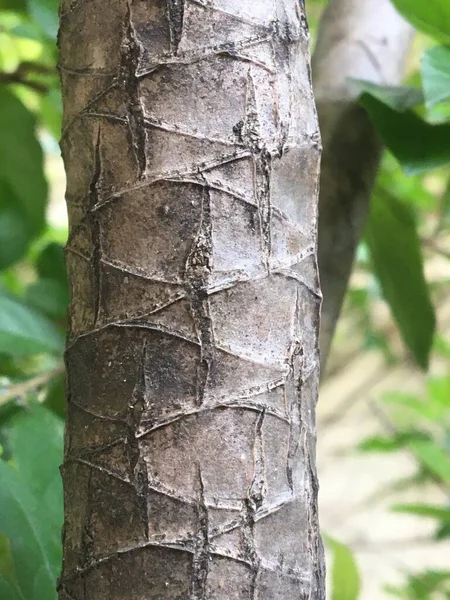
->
[27,0,59,39]
[324,535,361,600]
[391,0,450,44]
[422,46,450,108]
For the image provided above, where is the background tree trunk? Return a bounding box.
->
[58,1,324,598]
[312,0,413,371]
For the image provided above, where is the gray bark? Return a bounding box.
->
[313,0,413,371]
[58,1,324,598]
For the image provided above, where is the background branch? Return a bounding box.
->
[312,0,414,374]
[0,61,54,93]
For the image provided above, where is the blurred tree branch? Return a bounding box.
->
[312,0,414,374]
[0,366,63,406]
[0,61,55,93]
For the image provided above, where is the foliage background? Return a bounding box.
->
[0,0,449,598]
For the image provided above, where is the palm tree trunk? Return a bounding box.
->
[58,1,324,598]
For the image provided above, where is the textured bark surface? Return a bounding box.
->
[312,0,413,371]
[58,1,324,598]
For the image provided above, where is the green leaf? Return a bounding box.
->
[360,93,450,174]
[26,279,69,319]
[8,403,63,498]
[36,243,67,285]
[365,191,435,370]
[27,0,59,39]
[0,293,64,357]
[0,186,30,270]
[0,576,23,600]
[0,89,47,267]
[0,0,27,9]
[359,431,430,453]
[27,243,69,319]
[436,522,450,540]
[391,503,450,523]
[43,375,66,418]
[0,461,58,600]
[411,440,450,486]
[0,535,17,587]
[427,376,450,406]
[422,46,450,108]
[391,0,450,44]
[39,88,62,140]
[352,80,424,111]
[324,535,361,600]
[0,405,63,600]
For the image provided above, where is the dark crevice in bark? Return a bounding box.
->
[255,150,273,270]
[190,465,210,599]
[128,341,150,539]
[167,0,185,55]
[88,130,102,326]
[122,7,147,179]
[185,184,214,407]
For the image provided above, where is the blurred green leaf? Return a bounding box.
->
[36,243,67,284]
[7,400,62,483]
[7,403,63,497]
[390,0,450,44]
[0,185,30,270]
[427,376,450,406]
[422,46,450,108]
[0,534,17,587]
[43,375,66,418]
[0,0,27,10]
[361,93,450,174]
[324,535,360,600]
[365,191,435,370]
[0,576,23,600]
[26,279,68,319]
[434,335,450,358]
[0,89,47,267]
[411,439,450,485]
[391,503,450,523]
[39,88,62,140]
[359,431,430,453]
[436,522,450,540]
[0,404,63,600]
[352,80,424,111]
[437,175,450,226]
[0,293,64,357]
[0,462,57,600]
[27,0,59,39]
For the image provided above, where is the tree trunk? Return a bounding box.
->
[58,1,324,598]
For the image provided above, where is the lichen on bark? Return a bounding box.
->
[58,0,324,598]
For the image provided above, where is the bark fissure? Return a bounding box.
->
[59,0,324,597]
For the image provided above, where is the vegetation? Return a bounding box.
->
[0,0,449,598]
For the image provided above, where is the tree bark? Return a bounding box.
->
[312,0,413,372]
[58,1,324,599]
